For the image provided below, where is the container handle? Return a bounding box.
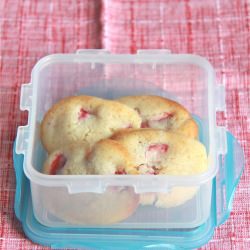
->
[20,83,32,111]
[216,131,245,226]
[215,84,226,112]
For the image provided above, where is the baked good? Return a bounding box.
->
[87,139,138,175]
[112,129,207,207]
[117,95,198,138]
[139,187,198,208]
[41,95,141,153]
[111,129,207,175]
[43,186,139,225]
[43,139,140,225]
[43,139,138,175]
[41,94,207,213]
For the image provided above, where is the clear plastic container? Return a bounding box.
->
[16,49,228,229]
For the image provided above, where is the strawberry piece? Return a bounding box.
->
[115,169,127,175]
[148,143,168,153]
[50,154,67,175]
[141,121,149,128]
[146,144,168,167]
[152,166,160,175]
[78,108,90,120]
[151,112,174,121]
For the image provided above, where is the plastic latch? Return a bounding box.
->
[16,126,29,155]
[137,49,172,54]
[216,131,245,226]
[20,83,32,111]
[215,84,226,111]
[216,126,227,155]
[76,49,110,54]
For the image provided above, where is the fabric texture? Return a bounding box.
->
[0,0,249,249]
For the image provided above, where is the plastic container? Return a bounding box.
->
[16,50,238,232]
[13,131,244,249]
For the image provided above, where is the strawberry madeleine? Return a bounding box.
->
[41,95,141,153]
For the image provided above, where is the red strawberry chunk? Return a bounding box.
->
[115,169,127,175]
[50,153,67,175]
[148,143,168,153]
[146,144,168,167]
[151,112,174,121]
[152,166,160,175]
[141,121,149,128]
[78,108,90,120]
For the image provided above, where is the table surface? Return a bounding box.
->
[0,0,249,249]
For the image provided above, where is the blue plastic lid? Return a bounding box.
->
[13,131,244,249]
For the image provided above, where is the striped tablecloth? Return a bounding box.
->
[0,0,249,249]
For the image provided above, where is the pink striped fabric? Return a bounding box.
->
[0,0,249,249]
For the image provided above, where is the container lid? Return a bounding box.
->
[13,131,244,249]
